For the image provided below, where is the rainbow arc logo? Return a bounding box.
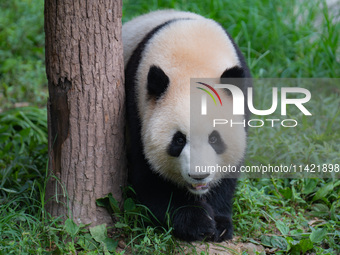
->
[196,82,222,115]
[196,82,222,106]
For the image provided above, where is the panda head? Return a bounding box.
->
[141,66,247,195]
[137,19,248,195]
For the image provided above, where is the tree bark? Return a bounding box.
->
[44,0,125,226]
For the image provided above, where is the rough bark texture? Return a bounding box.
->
[45,0,125,226]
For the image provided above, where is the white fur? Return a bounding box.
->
[123,10,247,194]
[123,10,202,66]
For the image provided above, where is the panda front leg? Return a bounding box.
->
[213,215,233,241]
[171,200,218,241]
[207,178,237,242]
[135,183,217,241]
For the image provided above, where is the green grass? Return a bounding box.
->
[0,0,47,110]
[0,0,339,254]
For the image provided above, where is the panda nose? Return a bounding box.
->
[188,173,210,181]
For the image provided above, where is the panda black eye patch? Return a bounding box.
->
[167,131,186,157]
[208,130,226,154]
[147,65,170,100]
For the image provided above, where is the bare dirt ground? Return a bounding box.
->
[179,238,265,255]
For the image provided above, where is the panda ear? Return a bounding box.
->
[220,66,245,95]
[220,66,245,79]
[147,65,170,100]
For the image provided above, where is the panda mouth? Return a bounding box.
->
[188,183,209,191]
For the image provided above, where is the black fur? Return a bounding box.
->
[125,17,251,242]
[147,65,170,100]
[208,130,226,154]
[221,66,245,79]
[167,131,186,157]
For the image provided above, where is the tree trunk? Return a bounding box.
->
[44,0,125,226]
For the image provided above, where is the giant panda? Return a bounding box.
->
[123,10,251,242]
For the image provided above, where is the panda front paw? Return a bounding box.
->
[172,205,216,241]
[213,215,233,242]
